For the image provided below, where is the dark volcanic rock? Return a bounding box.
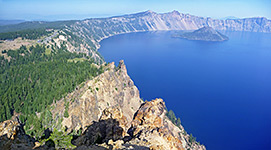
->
[0,116,35,150]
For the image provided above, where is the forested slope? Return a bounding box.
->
[0,43,104,137]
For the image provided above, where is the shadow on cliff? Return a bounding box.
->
[72,118,149,149]
[72,118,124,145]
[0,125,36,149]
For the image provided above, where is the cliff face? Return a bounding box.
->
[51,60,205,150]
[69,10,271,51]
[50,60,143,133]
[126,98,205,150]
[0,61,205,149]
[127,98,187,150]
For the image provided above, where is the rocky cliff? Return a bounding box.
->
[0,61,206,150]
[69,10,271,51]
[73,98,205,150]
[126,98,205,150]
[50,60,142,134]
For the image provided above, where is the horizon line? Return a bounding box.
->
[0,10,270,23]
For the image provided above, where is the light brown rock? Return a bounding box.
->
[127,98,205,150]
[0,119,19,140]
[51,60,143,134]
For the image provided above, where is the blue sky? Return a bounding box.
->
[0,0,270,20]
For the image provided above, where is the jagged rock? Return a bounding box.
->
[99,106,129,136]
[74,106,128,147]
[0,119,20,140]
[51,60,143,133]
[127,98,183,150]
[127,98,205,150]
[0,116,35,150]
[74,98,205,150]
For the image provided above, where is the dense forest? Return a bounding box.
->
[0,28,53,40]
[0,44,104,123]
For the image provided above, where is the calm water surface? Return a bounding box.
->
[99,31,271,150]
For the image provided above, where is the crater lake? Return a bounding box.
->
[99,31,271,150]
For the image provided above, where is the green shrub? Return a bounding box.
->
[41,128,76,149]
[189,133,197,144]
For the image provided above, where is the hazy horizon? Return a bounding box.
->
[0,0,270,21]
[0,10,270,22]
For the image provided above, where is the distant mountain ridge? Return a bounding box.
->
[0,20,26,26]
[68,10,271,53]
[1,10,270,33]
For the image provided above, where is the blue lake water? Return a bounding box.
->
[99,31,271,150]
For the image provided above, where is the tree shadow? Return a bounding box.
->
[72,118,149,149]
[72,118,124,146]
[0,125,36,149]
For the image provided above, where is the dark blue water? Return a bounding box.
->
[99,31,271,150]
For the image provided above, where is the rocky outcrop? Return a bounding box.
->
[0,61,206,150]
[74,98,205,150]
[50,60,143,134]
[47,60,205,149]
[74,106,129,146]
[126,98,205,150]
[0,116,35,150]
[0,119,20,140]
[47,61,206,150]
[127,98,183,150]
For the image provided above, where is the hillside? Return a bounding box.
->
[173,26,229,41]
